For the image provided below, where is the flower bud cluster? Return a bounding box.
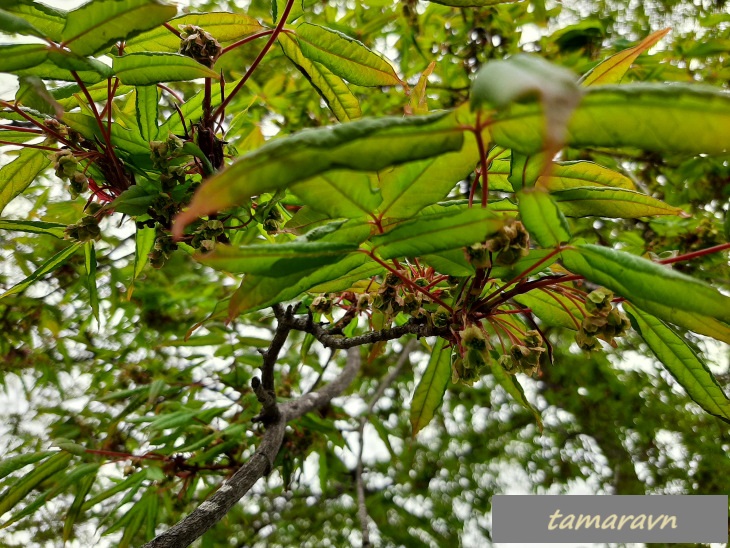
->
[64,215,100,242]
[148,232,178,269]
[190,219,224,253]
[452,325,491,385]
[500,329,545,376]
[575,288,631,351]
[178,25,222,68]
[465,220,530,269]
[52,150,88,198]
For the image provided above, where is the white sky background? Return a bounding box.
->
[1,1,728,548]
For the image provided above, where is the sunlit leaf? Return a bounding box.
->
[517,188,571,247]
[581,28,671,86]
[125,12,264,53]
[295,23,402,87]
[539,161,636,191]
[291,171,381,218]
[0,0,65,41]
[552,186,684,218]
[0,451,72,519]
[113,53,220,85]
[0,220,66,239]
[279,32,361,122]
[61,0,177,57]
[135,86,160,141]
[0,147,51,216]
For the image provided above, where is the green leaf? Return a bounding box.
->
[623,301,730,346]
[0,451,72,519]
[580,28,670,86]
[129,226,156,295]
[113,52,220,85]
[62,112,149,156]
[0,7,44,38]
[84,242,100,323]
[308,260,384,293]
[0,452,54,482]
[410,338,451,436]
[135,86,159,141]
[472,54,582,152]
[508,152,544,192]
[427,0,519,5]
[372,208,505,260]
[540,161,636,191]
[422,249,474,277]
[625,304,730,424]
[279,32,361,122]
[0,220,66,239]
[551,186,685,218]
[125,12,264,53]
[196,241,359,276]
[174,111,464,237]
[61,0,177,57]
[561,244,730,324]
[490,84,730,156]
[0,43,48,73]
[0,0,65,41]
[0,147,51,216]
[378,133,478,219]
[295,23,401,87]
[63,472,97,542]
[291,171,380,218]
[229,253,369,318]
[12,54,110,84]
[517,188,571,247]
[489,248,560,281]
[0,243,82,300]
[514,289,583,330]
[489,359,543,431]
[81,471,146,512]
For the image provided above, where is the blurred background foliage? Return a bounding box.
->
[0,0,729,546]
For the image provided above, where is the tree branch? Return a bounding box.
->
[355,339,417,547]
[142,348,362,548]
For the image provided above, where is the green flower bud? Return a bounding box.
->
[585,287,614,316]
[575,329,600,352]
[459,325,488,351]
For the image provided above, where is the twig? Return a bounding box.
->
[355,340,417,547]
[142,348,362,548]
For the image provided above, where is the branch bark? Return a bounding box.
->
[142,348,362,548]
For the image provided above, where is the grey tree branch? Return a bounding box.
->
[142,348,362,548]
[355,339,417,548]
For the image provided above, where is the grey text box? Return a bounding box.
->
[492,495,728,543]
